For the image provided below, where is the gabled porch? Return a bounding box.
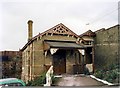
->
[43,40,94,75]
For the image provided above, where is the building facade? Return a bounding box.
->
[0,51,22,79]
[21,20,119,83]
[21,20,95,83]
[94,25,120,69]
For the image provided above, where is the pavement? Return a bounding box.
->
[54,74,106,86]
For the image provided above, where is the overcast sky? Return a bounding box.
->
[0,0,119,51]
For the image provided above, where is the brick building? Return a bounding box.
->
[94,25,120,69]
[0,51,22,79]
[21,20,119,83]
[21,20,95,83]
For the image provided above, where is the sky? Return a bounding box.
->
[0,0,119,51]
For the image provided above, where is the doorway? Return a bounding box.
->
[53,49,66,75]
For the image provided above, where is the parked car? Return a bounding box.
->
[0,78,25,87]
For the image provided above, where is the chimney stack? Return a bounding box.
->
[27,20,33,41]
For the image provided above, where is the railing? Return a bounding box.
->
[44,65,53,86]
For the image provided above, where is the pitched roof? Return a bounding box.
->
[39,23,79,37]
[21,23,80,51]
[79,30,96,37]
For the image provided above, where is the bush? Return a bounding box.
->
[104,70,117,83]
[94,70,104,79]
[26,73,59,86]
[26,73,46,86]
[94,64,119,84]
[51,76,60,85]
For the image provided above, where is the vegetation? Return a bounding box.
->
[26,73,59,86]
[51,76,60,86]
[94,64,119,84]
[26,73,46,86]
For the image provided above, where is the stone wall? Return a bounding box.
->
[94,25,119,70]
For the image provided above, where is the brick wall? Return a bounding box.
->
[21,34,79,82]
[0,51,22,79]
[94,25,119,69]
